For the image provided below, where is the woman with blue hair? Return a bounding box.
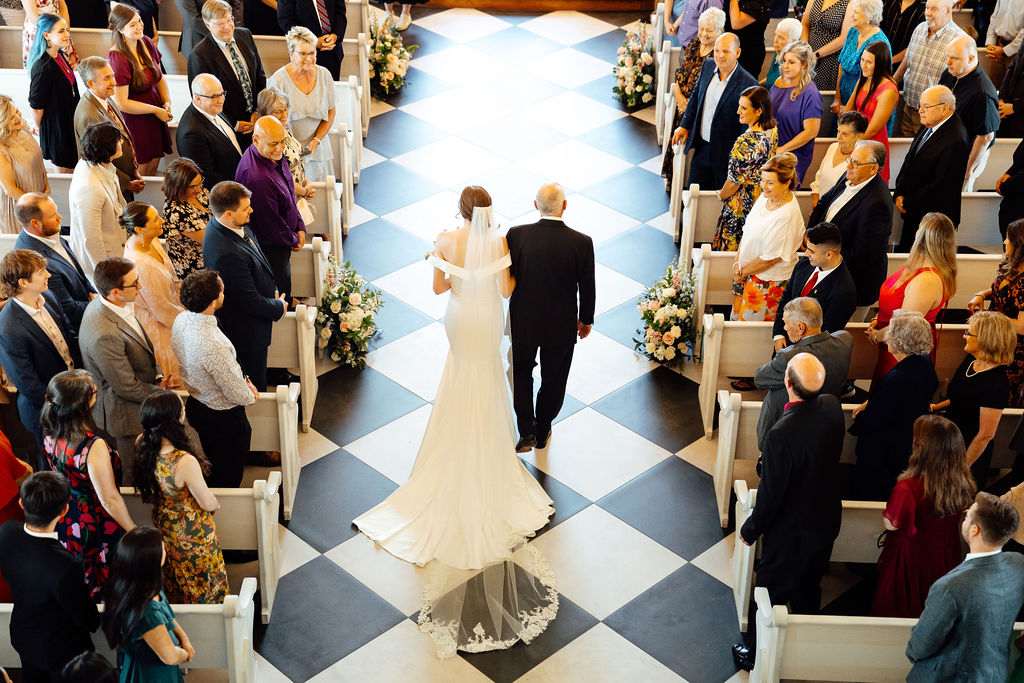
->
[27,12,79,173]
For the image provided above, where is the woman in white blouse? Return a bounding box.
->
[731,152,806,322]
[809,110,868,207]
[69,121,127,277]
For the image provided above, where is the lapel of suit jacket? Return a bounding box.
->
[8,301,65,363]
[712,68,741,121]
[213,220,275,275]
[33,235,90,283]
[829,178,874,222]
[99,302,155,356]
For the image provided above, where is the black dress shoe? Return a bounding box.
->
[536,428,552,449]
[515,435,537,453]
[731,642,755,671]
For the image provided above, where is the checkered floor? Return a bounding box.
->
[253,8,747,682]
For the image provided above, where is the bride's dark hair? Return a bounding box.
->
[458,186,491,220]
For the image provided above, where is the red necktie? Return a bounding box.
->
[800,270,819,297]
[314,0,331,33]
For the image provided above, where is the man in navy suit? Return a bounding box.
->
[13,192,95,329]
[277,0,348,80]
[671,33,758,191]
[202,181,287,392]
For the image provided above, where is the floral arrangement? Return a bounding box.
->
[317,256,383,368]
[368,13,417,99]
[633,261,698,364]
[613,22,656,109]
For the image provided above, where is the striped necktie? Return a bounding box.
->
[227,40,253,112]
[314,0,331,33]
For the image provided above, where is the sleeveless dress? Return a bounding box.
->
[806,0,850,90]
[871,267,948,384]
[0,132,47,234]
[854,79,898,182]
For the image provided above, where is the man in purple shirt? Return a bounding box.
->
[234,115,305,303]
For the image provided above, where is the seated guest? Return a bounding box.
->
[850,311,939,500]
[256,88,315,202]
[763,17,802,88]
[68,122,128,278]
[731,152,805,322]
[122,203,185,389]
[892,85,971,252]
[810,111,867,206]
[0,472,100,679]
[809,139,893,314]
[0,94,49,235]
[27,13,80,174]
[14,192,95,328]
[769,41,821,187]
[171,269,258,487]
[997,47,1024,137]
[846,42,899,182]
[60,652,116,683]
[134,390,228,603]
[0,428,31,602]
[906,492,1024,681]
[101,527,195,681]
[176,73,244,190]
[872,414,975,617]
[939,36,1001,191]
[162,159,210,279]
[997,139,1024,238]
[42,370,136,600]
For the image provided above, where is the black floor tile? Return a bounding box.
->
[596,223,677,284]
[574,73,622,108]
[577,115,663,165]
[583,167,670,223]
[595,298,644,350]
[467,26,563,63]
[605,563,742,683]
[395,23,456,58]
[582,10,652,26]
[572,28,628,61]
[482,10,540,24]
[353,162,444,216]
[520,460,592,536]
[380,66,452,107]
[462,115,568,162]
[341,217,431,281]
[363,110,449,159]
[257,556,405,681]
[367,285,435,343]
[465,164,550,219]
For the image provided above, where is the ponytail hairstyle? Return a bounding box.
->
[118,201,154,238]
[133,390,207,504]
[27,13,66,69]
[101,527,165,650]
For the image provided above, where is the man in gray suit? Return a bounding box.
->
[78,257,162,480]
[907,492,1024,681]
[754,297,853,452]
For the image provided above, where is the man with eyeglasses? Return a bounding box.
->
[176,0,243,56]
[176,73,244,189]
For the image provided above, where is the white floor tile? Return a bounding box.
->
[676,434,719,477]
[369,98,395,118]
[344,403,432,484]
[631,105,658,126]
[562,193,640,245]
[518,11,619,45]
[647,209,677,237]
[382,190,463,242]
[520,91,627,137]
[689,532,736,589]
[297,426,340,468]
[347,203,378,229]
[401,86,514,134]
[255,653,293,683]
[411,45,515,86]
[278,526,321,578]
[325,533,428,616]
[360,146,387,169]
[518,139,632,190]
[565,331,657,404]
[372,259,450,320]
[393,137,509,189]
[521,47,615,89]
[366,322,449,401]
[594,262,646,317]
[412,7,513,42]
[638,153,666,175]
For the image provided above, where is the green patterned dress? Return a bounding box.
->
[712,128,778,251]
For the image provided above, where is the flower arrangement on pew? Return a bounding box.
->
[317,256,383,368]
[634,261,698,364]
[368,13,417,99]
[613,23,656,110]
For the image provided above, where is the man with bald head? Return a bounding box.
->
[893,85,971,251]
[235,115,306,305]
[939,36,1000,190]
[177,73,244,189]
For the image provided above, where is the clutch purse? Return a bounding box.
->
[297,197,315,226]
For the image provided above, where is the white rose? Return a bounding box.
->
[625,86,634,95]
[654,347,665,361]
[318,337,328,348]
[319,327,332,339]
[349,292,362,306]
[641,92,653,103]
[646,342,657,354]
[330,351,341,362]
[670,325,682,338]
[662,287,676,298]
[664,345,676,360]
[330,301,342,314]
[642,74,653,84]
[680,309,689,320]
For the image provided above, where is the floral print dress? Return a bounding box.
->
[713,128,778,251]
[45,433,124,600]
[989,271,1024,406]
[162,191,209,280]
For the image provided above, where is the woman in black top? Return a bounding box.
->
[27,13,80,173]
[880,0,924,67]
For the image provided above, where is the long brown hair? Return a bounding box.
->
[109,4,158,91]
[899,415,976,517]
[999,219,1024,278]
[851,41,895,113]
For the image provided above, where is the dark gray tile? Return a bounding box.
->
[595,298,645,351]
[380,66,452,107]
[394,22,456,58]
[354,163,443,216]
[467,26,563,63]
[341,217,431,281]
[572,28,628,61]
[363,110,449,158]
[520,460,592,535]
[574,73,622,108]
[367,284,435,343]
[583,168,670,223]
[577,115,663,165]
[596,223,678,284]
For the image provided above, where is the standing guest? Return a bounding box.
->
[984,0,1024,87]
[107,4,173,177]
[997,48,1024,137]
[161,159,209,279]
[0,428,31,602]
[63,0,107,29]
[672,0,725,46]
[997,140,1024,237]
[939,36,1001,190]
[0,95,49,235]
[672,33,759,191]
[0,472,100,681]
[764,17,803,87]
[881,0,926,68]
[801,0,854,92]
[27,13,79,174]
[244,0,283,35]
[120,0,160,39]
[175,73,244,190]
[810,110,867,204]
[846,41,899,181]
[906,493,1024,681]
[174,0,242,57]
[834,0,890,115]
[171,269,258,488]
[770,41,822,186]
[268,27,336,183]
[713,85,778,250]
[101,527,194,683]
[42,370,136,600]
[202,181,287,391]
[892,86,971,252]
[122,203,185,390]
[893,0,967,137]
[724,0,771,79]
[383,1,425,32]
[256,88,315,201]
[731,152,806,321]
[20,0,77,67]
[133,391,228,604]
[851,312,939,500]
[68,122,129,278]
[235,116,306,304]
[277,0,348,80]
[872,414,976,616]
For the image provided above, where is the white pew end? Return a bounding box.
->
[269,306,317,434]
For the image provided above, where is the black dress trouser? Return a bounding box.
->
[185,397,252,488]
[511,341,574,439]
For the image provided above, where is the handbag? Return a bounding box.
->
[297,197,315,227]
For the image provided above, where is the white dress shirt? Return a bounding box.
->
[23,525,59,540]
[99,296,147,343]
[825,175,873,222]
[25,231,73,264]
[700,66,735,142]
[964,549,1002,561]
[212,34,251,85]
[987,0,1024,56]
[10,295,75,369]
[198,107,242,155]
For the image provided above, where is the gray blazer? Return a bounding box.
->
[754,330,854,452]
[79,298,162,438]
[73,91,137,194]
[907,552,1024,682]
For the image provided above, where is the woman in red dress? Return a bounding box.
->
[871,414,976,617]
[0,426,32,602]
[846,41,898,183]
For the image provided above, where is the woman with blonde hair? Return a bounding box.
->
[769,41,822,187]
[0,95,49,234]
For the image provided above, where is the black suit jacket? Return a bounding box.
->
[808,174,894,306]
[771,257,857,339]
[175,104,244,189]
[679,61,759,178]
[999,137,1024,236]
[277,0,348,78]
[203,218,285,350]
[1000,49,1024,136]
[14,231,95,329]
[174,0,243,56]
[506,218,596,348]
[893,113,972,226]
[186,28,267,130]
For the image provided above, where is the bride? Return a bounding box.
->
[353,186,558,658]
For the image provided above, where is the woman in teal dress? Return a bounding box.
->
[713,86,778,251]
[102,527,194,683]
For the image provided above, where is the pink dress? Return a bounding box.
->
[124,236,184,388]
[854,79,898,183]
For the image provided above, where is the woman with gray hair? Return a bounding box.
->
[833,0,890,115]
[256,87,315,201]
[764,18,802,88]
[849,309,939,500]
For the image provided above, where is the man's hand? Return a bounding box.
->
[773,337,787,353]
[128,177,146,192]
[671,126,689,146]
[292,230,306,251]
[278,292,288,311]
[246,378,259,400]
[236,120,254,134]
[999,100,1014,118]
[317,33,338,50]
[997,173,1010,194]
[894,195,905,214]
[577,321,592,339]
[987,44,1006,59]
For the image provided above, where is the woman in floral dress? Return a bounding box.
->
[41,370,136,600]
[713,86,777,251]
[161,159,209,280]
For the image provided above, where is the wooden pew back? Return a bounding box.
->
[269,305,318,434]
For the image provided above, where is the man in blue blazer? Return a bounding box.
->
[671,33,758,191]
[278,0,348,80]
[13,192,95,329]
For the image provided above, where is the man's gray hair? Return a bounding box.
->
[78,56,110,86]
[924,85,957,108]
[855,139,887,166]
[285,25,318,53]
[535,183,566,216]
[885,309,934,356]
[699,7,727,32]
[191,73,222,97]
[783,296,823,330]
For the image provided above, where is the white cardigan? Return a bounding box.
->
[68,160,127,277]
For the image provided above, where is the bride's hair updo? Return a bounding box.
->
[458,186,491,220]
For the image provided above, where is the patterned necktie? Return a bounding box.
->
[314,0,331,33]
[227,40,253,112]
[106,102,138,166]
[799,270,819,297]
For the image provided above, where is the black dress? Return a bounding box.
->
[243,0,283,35]
[28,52,80,170]
[946,354,1009,486]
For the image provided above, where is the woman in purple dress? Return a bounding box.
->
[770,40,822,188]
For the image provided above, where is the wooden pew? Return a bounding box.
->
[270,305,317,434]
[248,383,301,521]
[121,471,282,623]
[0,577,258,682]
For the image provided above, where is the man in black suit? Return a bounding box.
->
[176,73,244,189]
[506,183,596,452]
[202,181,287,392]
[809,140,894,313]
[175,0,243,57]
[186,0,266,145]
[671,33,758,190]
[13,193,96,329]
[893,85,972,252]
[0,472,100,683]
[997,46,1024,137]
[731,353,846,671]
[277,0,348,79]
[997,137,1024,237]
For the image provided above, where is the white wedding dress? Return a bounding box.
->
[353,207,558,659]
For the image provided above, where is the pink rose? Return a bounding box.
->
[339,322,350,332]
[662,333,675,346]
[648,300,661,311]
[651,331,662,342]
[349,292,362,306]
